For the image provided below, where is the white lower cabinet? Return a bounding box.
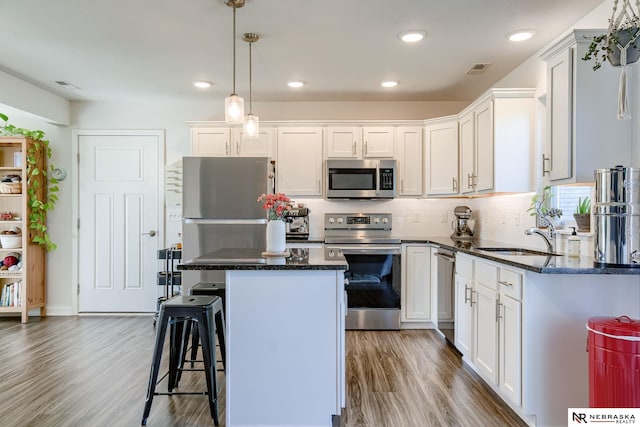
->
[401,244,432,322]
[454,254,523,409]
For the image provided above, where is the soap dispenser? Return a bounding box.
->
[567,227,580,258]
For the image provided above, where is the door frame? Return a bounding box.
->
[71,129,166,315]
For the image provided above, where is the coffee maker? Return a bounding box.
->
[284,207,310,240]
[451,206,475,241]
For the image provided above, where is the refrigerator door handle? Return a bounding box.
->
[184,218,268,225]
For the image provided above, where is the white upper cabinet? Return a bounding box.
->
[459,89,535,194]
[362,127,395,158]
[276,127,324,196]
[191,127,274,158]
[425,118,459,196]
[540,30,632,184]
[326,126,394,158]
[326,127,362,158]
[395,127,423,196]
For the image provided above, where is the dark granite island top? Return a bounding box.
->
[178,247,347,271]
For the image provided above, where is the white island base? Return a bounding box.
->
[225,269,346,427]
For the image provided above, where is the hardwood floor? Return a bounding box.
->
[0,316,526,427]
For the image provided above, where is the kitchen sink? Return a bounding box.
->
[475,247,562,256]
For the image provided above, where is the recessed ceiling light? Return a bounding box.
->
[193,80,212,88]
[507,30,535,42]
[287,81,304,88]
[381,81,398,88]
[398,30,426,43]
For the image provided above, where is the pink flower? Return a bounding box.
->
[257,192,293,220]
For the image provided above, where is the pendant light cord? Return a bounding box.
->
[232,2,237,94]
[249,40,253,113]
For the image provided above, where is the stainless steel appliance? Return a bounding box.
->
[324,213,401,329]
[326,159,396,199]
[434,248,455,343]
[284,207,309,240]
[451,205,475,241]
[594,165,640,267]
[182,157,274,287]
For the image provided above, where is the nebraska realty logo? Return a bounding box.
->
[569,408,639,425]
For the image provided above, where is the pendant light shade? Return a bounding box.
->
[243,32,259,138]
[225,0,244,124]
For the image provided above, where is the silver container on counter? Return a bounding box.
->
[594,165,640,267]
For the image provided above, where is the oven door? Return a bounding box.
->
[326,245,401,330]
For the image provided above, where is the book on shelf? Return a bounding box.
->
[0,281,21,307]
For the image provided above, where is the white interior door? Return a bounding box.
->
[78,131,164,312]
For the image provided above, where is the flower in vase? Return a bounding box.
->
[257,193,293,221]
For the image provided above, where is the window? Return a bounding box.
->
[553,185,593,228]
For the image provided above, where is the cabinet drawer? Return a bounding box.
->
[475,261,498,290]
[499,268,523,300]
[456,255,473,279]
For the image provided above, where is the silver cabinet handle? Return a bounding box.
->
[464,284,471,305]
[498,280,513,287]
[364,141,368,155]
[318,179,321,193]
[496,300,502,321]
[226,142,230,155]
[452,177,458,192]
[401,179,404,193]
[236,141,240,155]
[141,230,157,237]
[352,141,356,156]
[467,173,473,189]
[542,153,550,176]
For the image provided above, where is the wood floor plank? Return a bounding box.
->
[0,317,526,427]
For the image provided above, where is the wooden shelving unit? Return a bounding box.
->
[0,137,46,323]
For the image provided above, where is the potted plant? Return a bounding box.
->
[527,185,562,228]
[581,0,640,119]
[573,196,591,232]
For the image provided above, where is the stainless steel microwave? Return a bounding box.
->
[326,159,397,199]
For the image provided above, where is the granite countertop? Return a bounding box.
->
[404,236,640,275]
[178,247,347,271]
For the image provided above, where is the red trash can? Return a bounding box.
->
[587,316,640,407]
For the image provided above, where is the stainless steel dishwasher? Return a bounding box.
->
[434,248,456,344]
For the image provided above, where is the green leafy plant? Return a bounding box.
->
[527,185,562,219]
[576,196,591,214]
[582,16,640,70]
[0,113,58,251]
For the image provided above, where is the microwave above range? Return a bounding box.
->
[326,159,397,199]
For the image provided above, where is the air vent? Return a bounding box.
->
[54,80,81,90]
[465,63,491,75]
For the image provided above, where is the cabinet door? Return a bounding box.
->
[395,127,423,196]
[499,293,522,406]
[327,127,361,158]
[402,245,431,321]
[234,128,274,157]
[459,112,475,194]
[474,282,498,384]
[545,49,573,181]
[276,128,323,196]
[474,100,494,192]
[362,127,394,158]
[454,274,474,358]
[191,128,231,156]
[425,121,459,195]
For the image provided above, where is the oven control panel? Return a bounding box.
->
[324,213,392,230]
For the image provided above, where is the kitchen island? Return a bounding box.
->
[178,247,348,427]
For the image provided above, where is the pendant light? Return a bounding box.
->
[243,33,259,138]
[224,0,244,124]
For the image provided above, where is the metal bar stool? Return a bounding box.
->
[142,295,223,426]
[188,282,226,368]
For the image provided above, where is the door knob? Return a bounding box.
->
[141,230,157,237]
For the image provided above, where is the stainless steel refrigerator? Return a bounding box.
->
[182,157,274,288]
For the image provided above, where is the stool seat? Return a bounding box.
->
[142,295,224,426]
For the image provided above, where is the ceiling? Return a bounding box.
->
[0,0,605,103]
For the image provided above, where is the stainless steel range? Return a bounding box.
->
[324,213,401,330]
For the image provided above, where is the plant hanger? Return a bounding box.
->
[608,0,640,119]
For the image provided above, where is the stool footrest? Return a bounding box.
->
[153,391,209,396]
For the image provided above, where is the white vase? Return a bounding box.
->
[266,220,286,253]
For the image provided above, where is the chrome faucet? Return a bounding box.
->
[525,221,556,253]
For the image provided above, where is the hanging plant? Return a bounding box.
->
[0,113,58,251]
